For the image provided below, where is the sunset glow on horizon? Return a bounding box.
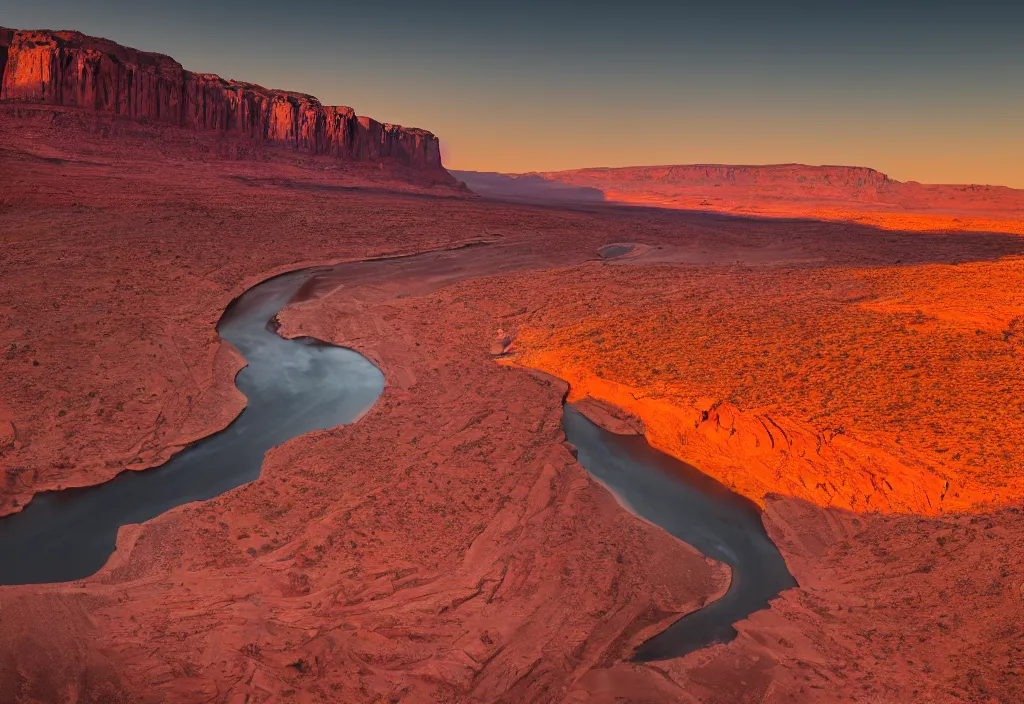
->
[4,0,1023,187]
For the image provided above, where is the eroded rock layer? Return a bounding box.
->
[470,163,1024,235]
[0,28,444,170]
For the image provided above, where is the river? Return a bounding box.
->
[0,248,794,661]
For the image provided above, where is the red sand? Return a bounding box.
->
[1,108,1023,702]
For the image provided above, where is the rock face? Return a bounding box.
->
[550,163,896,192]
[0,28,444,170]
[471,162,1024,235]
[526,163,901,204]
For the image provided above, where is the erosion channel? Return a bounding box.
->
[564,405,796,659]
[0,266,384,584]
[0,244,795,663]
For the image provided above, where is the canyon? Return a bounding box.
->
[1,27,1023,704]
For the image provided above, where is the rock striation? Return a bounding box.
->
[0,28,444,170]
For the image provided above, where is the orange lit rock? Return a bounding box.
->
[0,27,446,171]
[509,358,949,513]
[571,396,644,435]
[500,260,1024,516]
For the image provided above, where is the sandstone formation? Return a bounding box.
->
[465,163,1024,235]
[0,27,445,170]
[504,259,1024,516]
[548,164,897,198]
[530,163,1024,207]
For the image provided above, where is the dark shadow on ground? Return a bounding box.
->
[449,178,1024,269]
[228,175,466,201]
[451,170,606,204]
[235,170,1024,271]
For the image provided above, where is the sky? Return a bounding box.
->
[3,1,1023,186]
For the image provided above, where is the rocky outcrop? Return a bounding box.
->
[535,163,897,197]
[565,163,894,189]
[0,28,445,170]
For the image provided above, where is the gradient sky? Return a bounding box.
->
[3,1,1023,186]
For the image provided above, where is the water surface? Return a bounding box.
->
[0,245,796,666]
[563,405,796,660]
[0,269,383,585]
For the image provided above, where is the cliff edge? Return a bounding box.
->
[0,27,446,172]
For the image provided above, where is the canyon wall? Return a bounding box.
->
[0,28,444,170]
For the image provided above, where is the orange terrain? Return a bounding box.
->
[503,258,1024,515]
[1,98,1023,701]
[526,164,1024,236]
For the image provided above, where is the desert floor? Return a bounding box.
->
[1,108,1022,703]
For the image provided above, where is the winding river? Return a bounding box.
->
[0,247,795,661]
[564,406,796,660]
[0,267,383,585]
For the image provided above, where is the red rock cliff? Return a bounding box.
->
[0,28,445,171]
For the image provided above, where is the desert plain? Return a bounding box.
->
[1,28,1023,704]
